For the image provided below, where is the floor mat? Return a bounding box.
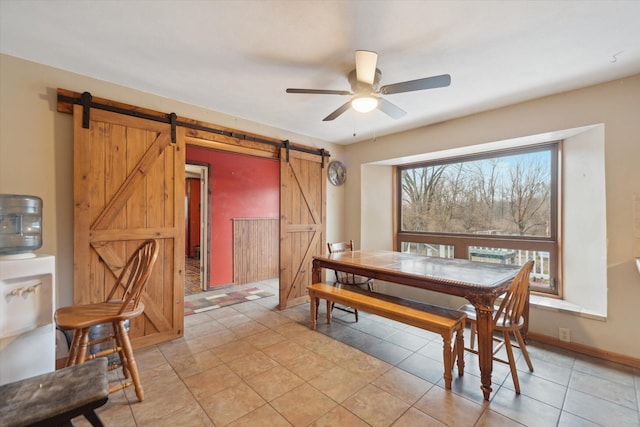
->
[184,256,201,296]
[184,287,273,315]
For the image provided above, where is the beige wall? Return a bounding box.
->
[344,74,640,360]
[0,54,341,307]
[2,52,638,360]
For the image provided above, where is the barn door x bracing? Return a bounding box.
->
[73,105,185,347]
[279,148,326,309]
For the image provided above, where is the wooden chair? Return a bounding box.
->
[327,240,373,322]
[55,239,159,402]
[455,260,535,394]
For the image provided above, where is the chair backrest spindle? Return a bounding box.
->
[105,239,159,314]
[328,240,355,283]
[494,260,534,328]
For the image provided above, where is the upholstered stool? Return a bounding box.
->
[0,358,109,427]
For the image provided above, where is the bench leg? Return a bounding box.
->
[326,300,332,324]
[83,409,106,427]
[441,334,453,390]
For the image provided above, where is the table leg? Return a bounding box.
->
[311,260,322,328]
[470,295,497,401]
[312,260,322,284]
[309,292,317,330]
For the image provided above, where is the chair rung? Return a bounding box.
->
[332,304,356,314]
[464,346,511,367]
[89,346,121,360]
[493,355,511,366]
[493,341,505,354]
[108,380,134,394]
[90,336,114,346]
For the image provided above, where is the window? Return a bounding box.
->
[396,143,560,295]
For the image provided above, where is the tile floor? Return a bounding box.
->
[76,280,640,426]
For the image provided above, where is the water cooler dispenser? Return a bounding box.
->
[0,195,56,385]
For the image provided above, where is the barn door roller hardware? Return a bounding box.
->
[284,140,290,162]
[81,92,92,129]
[170,113,177,143]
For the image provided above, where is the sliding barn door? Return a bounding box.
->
[279,148,326,309]
[73,105,185,347]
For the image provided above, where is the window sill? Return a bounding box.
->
[530,294,606,321]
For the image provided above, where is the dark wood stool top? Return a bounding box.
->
[0,357,109,427]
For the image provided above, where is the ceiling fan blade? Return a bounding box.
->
[355,50,378,85]
[379,74,451,95]
[323,101,352,121]
[286,88,352,95]
[378,98,407,119]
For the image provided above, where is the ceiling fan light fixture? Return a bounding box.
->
[351,96,378,113]
[285,51,451,121]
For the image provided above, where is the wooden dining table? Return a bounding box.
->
[312,249,521,401]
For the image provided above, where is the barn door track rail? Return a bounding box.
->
[58,89,329,164]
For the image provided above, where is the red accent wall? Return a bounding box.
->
[186,146,279,287]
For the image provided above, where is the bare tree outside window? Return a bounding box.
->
[401,150,551,238]
[401,165,445,232]
[397,143,559,295]
[507,158,550,236]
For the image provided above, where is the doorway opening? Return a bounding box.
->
[185,163,209,296]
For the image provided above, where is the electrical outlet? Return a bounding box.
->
[559,327,571,343]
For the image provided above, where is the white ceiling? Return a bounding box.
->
[2,1,640,145]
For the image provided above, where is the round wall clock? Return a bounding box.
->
[328,161,346,186]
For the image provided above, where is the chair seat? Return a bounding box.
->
[459,303,525,330]
[335,273,372,287]
[55,301,145,330]
[458,303,477,318]
[327,240,375,323]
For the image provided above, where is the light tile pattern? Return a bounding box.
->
[74,279,640,426]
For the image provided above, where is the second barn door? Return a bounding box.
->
[279,147,326,309]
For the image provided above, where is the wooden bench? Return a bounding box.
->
[307,282,466,389]
[0,357,109,427]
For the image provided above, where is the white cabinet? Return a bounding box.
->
[0,254,55,385]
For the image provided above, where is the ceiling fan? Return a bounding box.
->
[286,50,451,121]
